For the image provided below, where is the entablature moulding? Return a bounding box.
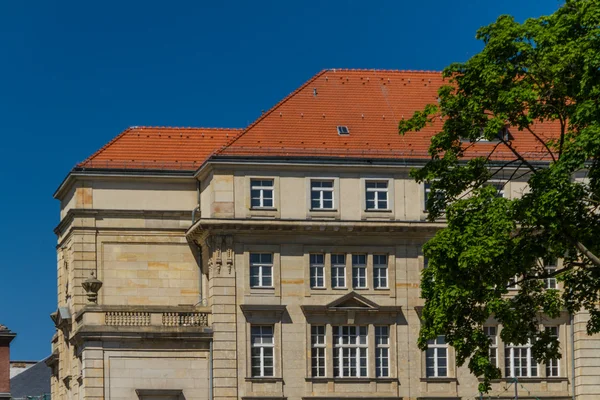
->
[186,218,445,242]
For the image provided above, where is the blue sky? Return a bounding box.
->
[0,0,561,360]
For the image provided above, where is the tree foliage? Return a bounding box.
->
[399,0,600,392]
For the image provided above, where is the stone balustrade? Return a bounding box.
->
[73,305,211,330]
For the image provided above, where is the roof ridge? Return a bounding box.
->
[214,69,330,156]
[131,126,243,131]
[325,68,443,74]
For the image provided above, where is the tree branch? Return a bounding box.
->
[524,126,557,162]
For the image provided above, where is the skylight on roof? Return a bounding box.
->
[337,126,350,135]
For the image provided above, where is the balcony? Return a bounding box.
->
[71,305,212,343]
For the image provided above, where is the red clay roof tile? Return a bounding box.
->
[217,69,558,161]
[80,69,559,171]
[77,126,242,170]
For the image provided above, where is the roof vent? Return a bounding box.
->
[337,126,350,135]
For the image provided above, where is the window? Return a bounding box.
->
[546,326,560,377]
[373,254,388,288]
[310,254,325,288]
[331,254,346,288]
[366,181,388,210]
[311,180,335,210]
[545,260,557,289]
[426,336,448,377]
[337,126,350,135]
[424,182,445,211]
[505,341,537,377]
[311,325,326,377]
[251,325,274,377]
[375,326,390,377]
[333,326,368,377]
[251,179,274,208]
[250,253,273,288]
[352,254,367,289]
[484,326,498,367]
[508,275,519,290]
[487,181,505,198]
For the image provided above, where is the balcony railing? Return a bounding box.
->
[74,305,211,329]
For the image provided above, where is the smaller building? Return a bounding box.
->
[10,358,52,400]
[10,360,37,379]
[0,324,16,400]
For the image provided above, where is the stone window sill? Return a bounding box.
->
[245,377,284,383]
[305,377,397,383]
[420,377,457,383]
[482,377,569,383]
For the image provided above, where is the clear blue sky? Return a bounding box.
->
[0,0,561,360]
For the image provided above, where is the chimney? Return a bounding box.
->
[0,325,16,400]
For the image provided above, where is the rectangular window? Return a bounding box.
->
[333,326,368,377]
[424,182,445,211]
[366,181,389,210]
[311,325,326,377]
[426,336,448,377]
[373,254,388,289]
[250,253,273,288]
[251,325,274,377]
[331,254,346,288]
[375,326,390,377]
[505,341,537,377]
[310,254,325,288]
[546,326,560,377]
[488,181,505,198]
[484,326,498,367]
[352,254,367,289]
[251,179,274,208]
[507,275,519,290]
[311,180,334,210]
[545,260,557,289]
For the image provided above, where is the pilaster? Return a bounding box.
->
[207,234,238,400]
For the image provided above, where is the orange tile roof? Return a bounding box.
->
[77,126,242,171]
[217,69,558,161]
[79,69,559,172]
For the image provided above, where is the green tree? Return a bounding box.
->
[399,0,600,392]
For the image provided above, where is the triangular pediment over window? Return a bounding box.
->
[325,291,380,310]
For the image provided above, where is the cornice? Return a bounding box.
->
[54,208,193,236]
[186,218,445,239]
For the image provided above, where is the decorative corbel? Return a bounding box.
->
[225,235,234,274]
[214,235,223,275]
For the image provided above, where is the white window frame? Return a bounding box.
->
[487,181,505,198]
[311,325,326,377]
[310,180,335,210]
[352,254,367,289]
[310,254,325,289]
[546,326,560,377]
[365,180,389,210]
[373,254,388,289]
[545,260,558,289]
[505,341,538,378]
[251,325,274,377]
[484,326,498,367]
[426,336,448,378]
[250,179,274,209]
[250,253,273,288]
[375,326,390,377]
[331,254,346,288]
[333,326,368,377]
[508,275,520,290]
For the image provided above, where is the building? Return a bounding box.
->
[10,358,52,399]
[51,69,600,400]
[0,324,16,400]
